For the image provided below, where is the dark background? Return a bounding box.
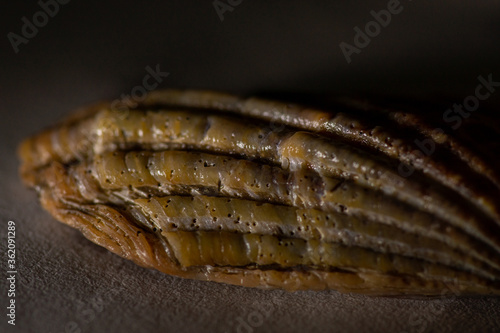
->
[1,1,500,332]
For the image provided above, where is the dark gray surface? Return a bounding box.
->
[1,1,500,332]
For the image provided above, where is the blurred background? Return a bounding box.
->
[2,0,500,129]
[1,1,500,332]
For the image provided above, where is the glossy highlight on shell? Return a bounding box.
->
[18,90,500,295]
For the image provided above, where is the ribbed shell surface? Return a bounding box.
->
[18,90,500,295]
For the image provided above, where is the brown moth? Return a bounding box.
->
[18,90,500,295]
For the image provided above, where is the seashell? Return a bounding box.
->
[18,90,500,295]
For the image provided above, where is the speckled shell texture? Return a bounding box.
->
[18,90,500,295]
